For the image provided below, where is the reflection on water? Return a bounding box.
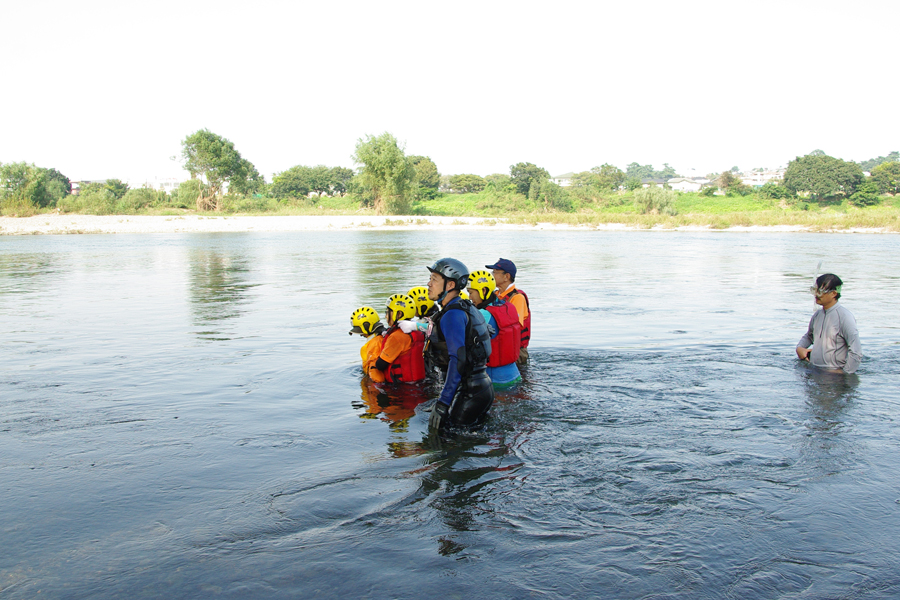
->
[0,253,60,296]
[353,378,431,432]
[188,249,258,340]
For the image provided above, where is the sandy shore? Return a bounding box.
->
[0,214,891,235]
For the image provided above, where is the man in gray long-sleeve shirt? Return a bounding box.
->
[796,273,862,374]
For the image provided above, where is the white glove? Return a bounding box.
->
[398,320,417,334]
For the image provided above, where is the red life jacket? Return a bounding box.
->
[507,289,531,348]
[485,300,521,367]
[385,330,427,383]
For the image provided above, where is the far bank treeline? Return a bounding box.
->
[2,131,899,223]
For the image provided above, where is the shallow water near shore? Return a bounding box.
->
[2,231,899,599]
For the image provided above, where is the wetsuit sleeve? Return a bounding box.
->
[840,310,862,374]
[797,313,816,348]
[438,309,468,406]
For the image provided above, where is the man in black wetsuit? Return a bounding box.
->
[425,258,494,431]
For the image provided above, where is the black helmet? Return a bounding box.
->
[427,258,469,293]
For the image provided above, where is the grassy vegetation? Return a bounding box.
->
[6,187,900,231]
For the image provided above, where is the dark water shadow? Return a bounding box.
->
[796,362,861,477]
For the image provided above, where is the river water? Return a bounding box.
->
[2,230,899,599]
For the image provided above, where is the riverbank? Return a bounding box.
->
[0,213,896,235]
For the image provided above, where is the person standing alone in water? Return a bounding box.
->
[796,273,862,374]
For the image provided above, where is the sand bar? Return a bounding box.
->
[0,214,892,235]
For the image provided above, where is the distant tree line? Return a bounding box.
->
[3,131,899,217]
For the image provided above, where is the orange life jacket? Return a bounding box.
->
[485,301,521,367]
[384,330,426,383]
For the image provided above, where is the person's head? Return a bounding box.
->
[427,258,470,305]
[467,270,496,308]
[486,258,516,289]
[407,285,435,318]
[349,306,383,337]
[811,273,843,306]
[386,293,416,326]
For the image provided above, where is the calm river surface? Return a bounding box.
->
[2,230,899,599]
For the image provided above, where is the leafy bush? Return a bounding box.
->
[0,195,38,216]
[634,186,677,215]
[1,161,70,209]
[849,181,881,207]
[757,182,793,200]
[116,187,165,213]
[220,194,280,213]
[58,188,117,214]
[531,179,573,212]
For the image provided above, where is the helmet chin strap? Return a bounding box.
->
[436,278,457,305]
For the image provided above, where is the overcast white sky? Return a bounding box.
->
[2,0,897,182]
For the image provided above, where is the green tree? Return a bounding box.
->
[591,163,625,190]
[634,185,676,215]
[717,171,751,196]
[849,181,880,207]
[448,174,485,194]
[330,167,354,196]
[859,151,899,172]
[0,162,71,212]
[509,162,550,196]
[532,179,572,211]
[353,133,416,214]
[783,153,864,200]
[104,178,129,200]
[45,168,72,200]
[626,162,654,181]
[569,171,599,188]
[181,129,261,210]
[757,181,793,200]
[409,155,440,199]
[870,161,900,195]
[271,166,311,199]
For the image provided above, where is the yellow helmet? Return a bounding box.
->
[407,285,434,317]
[386,293,416,322]
[467,270,496,302]
[459,289,469,300]
[350,306,382,336]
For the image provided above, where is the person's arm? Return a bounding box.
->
[372,332,411,374]
[509,295,526,327]
[796,313,816,360]
[840,310,862,374]
[437,310,467,406]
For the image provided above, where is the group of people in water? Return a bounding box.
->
[349,258,531,431]
[349,263,862,432]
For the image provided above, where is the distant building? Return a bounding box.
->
[550,172,575,187]
[667,177,702,192]
[640,178,669,188]
[70,180,108,195]
[128,176,186,194]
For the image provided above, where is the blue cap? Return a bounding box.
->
[485,258,516,279]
